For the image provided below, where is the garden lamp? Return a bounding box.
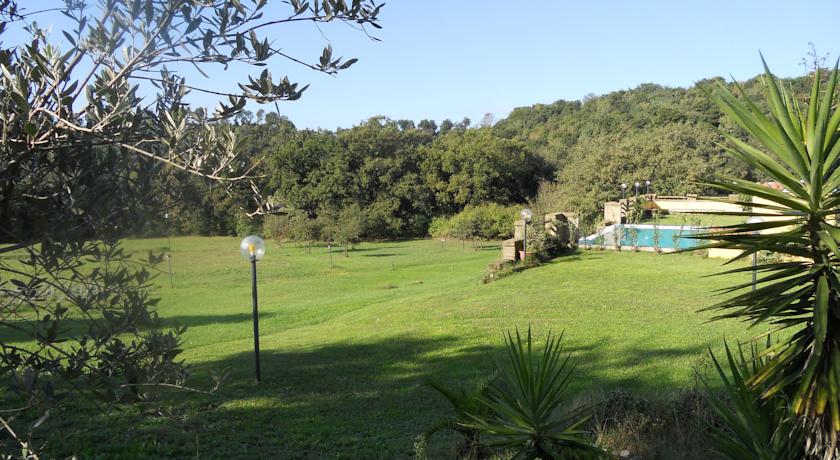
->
[645,180,651,195]
[520,208,532,262]
[164,212,173,288]
[240,235,266,383]
[746,217,763,292]
[634,181,640,196]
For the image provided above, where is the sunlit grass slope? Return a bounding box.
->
[50,237,752,458]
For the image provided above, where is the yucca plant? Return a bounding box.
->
[461,328,603,459]
[702,342,804,460]
[424,374,498,459]
[696,57,840,457]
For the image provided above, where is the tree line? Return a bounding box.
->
[154,73,817,240]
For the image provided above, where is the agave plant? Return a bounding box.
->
[702,342,804,460]
[424,374,498,459]
[461,328,602,459]
[697,57,840,456]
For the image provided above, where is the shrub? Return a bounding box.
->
[424,374,498,459]
[428,216,451,240]
[462,328,603,459]
[235,214,262,236]
[428,204,520,242]
[701,343,804,459]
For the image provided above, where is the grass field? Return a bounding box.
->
[652,212,746,227]
[15,237,757,458]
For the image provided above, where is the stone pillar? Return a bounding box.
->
[513,219,526,239]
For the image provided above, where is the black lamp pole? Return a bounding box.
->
[523,220,528,262]
[250,254,261,383]
[165,213,174,288]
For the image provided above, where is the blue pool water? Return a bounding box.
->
[578,225,701,250]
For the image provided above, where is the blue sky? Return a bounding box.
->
[10,1,840,129]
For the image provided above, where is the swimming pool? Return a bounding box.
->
[578,224,702,250]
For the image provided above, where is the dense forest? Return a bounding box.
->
[155,73,814,239]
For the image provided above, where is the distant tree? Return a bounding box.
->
[418,119,438,134]
[439,118,455,134]
[479,112,496,127]
[286,210,321,252]
[335,204,366,255]
[397,119,416,131]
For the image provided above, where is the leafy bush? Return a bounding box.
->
[236,214,262,237]
[524,220,566,259]
[429,204,520,241]
[428,216,451,240]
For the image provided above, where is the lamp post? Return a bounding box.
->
[746,217,764,292]
[240,235,266,383]
[164,212,174,288]
[645,180,651,195]
[634,181,640,197]
[620,183,627,200]
[520,208,532,262]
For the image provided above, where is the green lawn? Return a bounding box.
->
[652,212,746,227]
[18,237,757,458]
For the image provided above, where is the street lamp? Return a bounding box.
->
[645,180,651,195]
[746,217,764,292]
[164,212,174,288]
[520,208,532,262]
[240,235,266,383]
[620,183,627,200]
[634,181,640,196]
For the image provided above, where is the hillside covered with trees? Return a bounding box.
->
[158,73,814,238]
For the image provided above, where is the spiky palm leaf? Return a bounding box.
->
[697,57,840,455]
[425,374,497,459]
[461,328,603,459]
[702,342,804,460]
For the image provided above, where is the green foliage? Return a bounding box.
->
[425,374,498,459]
[282,210,321,250]
[420,129,554,214]
[334,204,367,253]
[702,343,804,460]
[651,211,662,253]
[698,59,840,455]
[462,328,603,459]
[492,77,824,223]
[429,204,520,242]
[235,214,262,237]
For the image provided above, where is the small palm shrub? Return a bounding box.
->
[424,374,498,459]
[462,328,603,459]
[702,342,804,460]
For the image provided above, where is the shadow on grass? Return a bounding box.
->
[0,313,266,344]
[35,332,711,459]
